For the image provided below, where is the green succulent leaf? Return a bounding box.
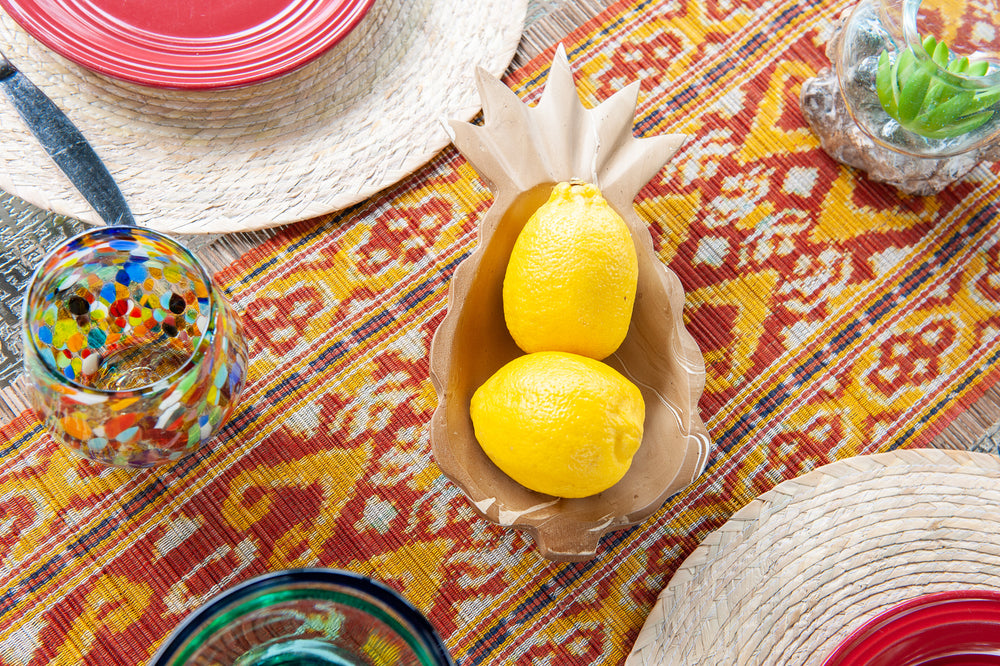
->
[916,110,994,138]
[874,34,999,139]
[922,34,937,57]
[948,56,970,74]
[931,40,950,67]
[896,46,917,84]
[969,59,990,77]
[897,59,934,122]
[968,88,1000,113]
[922,78,947,111]
[923,90,975,128]
[876,51,898,117]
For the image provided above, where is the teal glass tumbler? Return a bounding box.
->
[150,568,454,666]
[21,226,248,467]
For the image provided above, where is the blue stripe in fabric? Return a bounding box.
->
[0,423,43,456]
[516,0,656,92]
[889,344,1000,451]
[706,204,996,470]
[464,525,648,661]
[635,2,811,134]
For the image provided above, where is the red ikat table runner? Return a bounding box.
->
[3,0,1000,663]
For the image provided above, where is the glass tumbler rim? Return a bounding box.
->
[21,225,218,396]
[149,567,455,666]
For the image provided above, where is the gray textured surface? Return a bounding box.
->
[969,423,1000,455]
[0,193,82,386]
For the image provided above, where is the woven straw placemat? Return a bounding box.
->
[0,0,526,233]
[626,449,1000,666]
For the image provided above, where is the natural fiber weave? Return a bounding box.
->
[627,449,1000,666]
[0,0,526,233]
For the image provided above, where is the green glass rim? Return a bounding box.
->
[149,568,453,666]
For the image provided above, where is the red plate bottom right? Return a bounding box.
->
[823,590,1000,666]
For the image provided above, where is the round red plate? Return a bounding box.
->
[0,0,375,88]
[823,590,1000,666]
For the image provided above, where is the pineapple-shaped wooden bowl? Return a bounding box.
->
[429,45,711,562]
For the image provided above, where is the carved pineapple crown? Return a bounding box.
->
[448,43,687,201]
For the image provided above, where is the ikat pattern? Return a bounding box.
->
[2,0,1000,663]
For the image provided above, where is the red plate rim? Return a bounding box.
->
[823,589,1000,666]
[0,0,376,89]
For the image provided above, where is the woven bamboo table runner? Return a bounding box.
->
[3,0,1000,664]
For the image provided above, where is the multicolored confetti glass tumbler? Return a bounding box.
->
[22,226,248,467]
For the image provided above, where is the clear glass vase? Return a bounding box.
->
[836,0,1000,157]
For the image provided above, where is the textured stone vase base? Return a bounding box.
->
[800,69,994,196]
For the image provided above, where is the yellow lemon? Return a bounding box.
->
[503,181,638,360]
[470,351,645,498]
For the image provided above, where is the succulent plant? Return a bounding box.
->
[876,34,1000,139]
